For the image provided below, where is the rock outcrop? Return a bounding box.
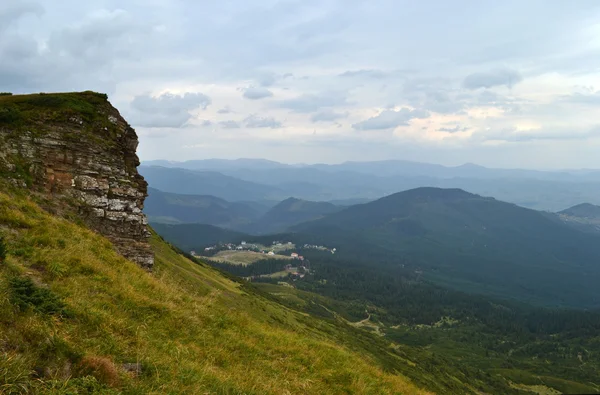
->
[0,91,153,269]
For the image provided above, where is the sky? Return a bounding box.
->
[2,0,600,169]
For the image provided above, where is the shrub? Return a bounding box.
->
[0,92,13,96]
[8,276,67,315]
[0,106,22,125]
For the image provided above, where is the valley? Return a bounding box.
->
[150,178,600,395]
[2,92,600,394]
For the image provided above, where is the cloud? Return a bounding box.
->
[278,92,348,113]
[244,114,283,128]
[561,91,600,105]
[130,92,211,128]
[217,106,233,114]
[473,126,600,143]
[311,110,348,123]
[242,86,274,100]
[339,69,388,79]
[353,108,430,130]
[0,1,44,30]
[463,69,523,90]
[438,125,469,133]
[256,72,277,87]
[219,120,241,129]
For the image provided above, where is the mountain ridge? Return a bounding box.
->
[291,187,600,308]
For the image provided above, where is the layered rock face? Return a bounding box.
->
[0,92,153,269]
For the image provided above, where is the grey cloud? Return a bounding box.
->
[217,106,233,114]
[311,110,348,123]
[353,108,430,130]
[243,86,274,100]
[402,79,465,114]
[0,2,44,30]
[219,120,241,129]
[1,7,159,92]
[561,91,600,105]
[244,114,283,128]
[48,10,151,65]
[200,120,213,127]
[438,125,469,133]
[278,92,348,113]
[463,69,523,90]
[339,69,388,79]
[256,72,277,87]
[473,126,600,143]
[424,91,465,114]
[130,92,211,128]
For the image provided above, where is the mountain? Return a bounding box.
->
[292,187,600,308]
[560,203,600,219]
[144,158,291,171]
[558,203,600,234]
[244,197,342,234]
[139,166,284,201]
[0,92,437,394]
[139,161,600,211]
[145,187,263,227]
[147,158,600,182]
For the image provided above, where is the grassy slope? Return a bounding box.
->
[0,186,429,394]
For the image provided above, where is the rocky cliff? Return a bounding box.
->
[0,91,153,268]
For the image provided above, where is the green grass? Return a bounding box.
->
[0,92,123,154]
[0,185,430,394]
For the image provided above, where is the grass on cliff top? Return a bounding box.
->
[0,91,109,125]
[0,185,429,394]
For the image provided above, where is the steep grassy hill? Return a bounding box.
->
[0,184,435,394]
[292,187,600,308]
[145,187,262,226]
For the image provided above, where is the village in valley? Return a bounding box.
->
[190,240,337,281]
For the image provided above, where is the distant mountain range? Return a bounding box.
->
[145,187,266,227]
[245,197,342,234]
[146,188,342,234]
[141,160,600,211]
[154,187,600,309]
[144,158,600,182]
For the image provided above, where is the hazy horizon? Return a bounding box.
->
[142,157,600,172]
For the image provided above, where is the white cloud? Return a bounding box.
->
[130,92,211,128]
[353,108,430,130]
